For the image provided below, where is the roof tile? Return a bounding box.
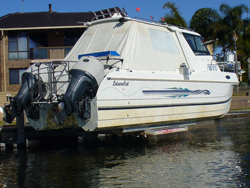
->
[0,11,94,28]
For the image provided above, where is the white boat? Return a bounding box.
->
[2,10,238,133]
[216,50,245,76]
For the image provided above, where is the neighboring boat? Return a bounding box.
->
[2,9,238,133]
[216,50,245,76]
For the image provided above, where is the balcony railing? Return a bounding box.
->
[30,46,73,60]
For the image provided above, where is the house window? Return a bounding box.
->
[64,31,82,55]
[8,31,28,60]
[64,31,81,46]
[29,33,48,59]
[9,68,26,84]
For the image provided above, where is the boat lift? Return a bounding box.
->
[0,114,191,149]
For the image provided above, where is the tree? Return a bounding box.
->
[238,17,250,77]
[163,2,187,27]
[218,3,249,51]
[190,8,220,41]
[189,3,250,83]
[189,3,249,54]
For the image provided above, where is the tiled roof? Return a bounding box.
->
[0,11,95,29]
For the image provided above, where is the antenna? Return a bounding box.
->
[22,0,23,13]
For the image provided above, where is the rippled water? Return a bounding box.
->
[1,116,250,188]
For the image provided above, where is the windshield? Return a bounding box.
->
[183,33,210,55]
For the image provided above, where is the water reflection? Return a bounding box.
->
[0,117,250,187]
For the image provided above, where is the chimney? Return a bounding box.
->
[49,4,53,13]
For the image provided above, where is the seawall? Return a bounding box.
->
[230,96,250,110]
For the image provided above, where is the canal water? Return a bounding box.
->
[0,116,250,188]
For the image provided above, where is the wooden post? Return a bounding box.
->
[17,148,27,187]
[248,60,250,86]
[16,111,26,148]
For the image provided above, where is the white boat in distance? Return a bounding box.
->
[2,8,238,133]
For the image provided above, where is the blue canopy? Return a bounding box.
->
[78,51,120,59]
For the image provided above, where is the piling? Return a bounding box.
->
[16,112,26,148]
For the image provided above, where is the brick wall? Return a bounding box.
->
[0,30,65,93]
[0,31,31,92]
[5,32,31,91]
[49,48,65,59]
[0,33,5,92]
[0,29,83,93]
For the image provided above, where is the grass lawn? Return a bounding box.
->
[0,121,15,126]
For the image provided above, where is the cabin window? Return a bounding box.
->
[9,68,26,84]
[8,31,28,60]
[183,33,210,55]
[149,29,180,54]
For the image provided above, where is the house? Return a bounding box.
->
[204,40,214,56]
[0,4,96,93]
[0,6,126,121]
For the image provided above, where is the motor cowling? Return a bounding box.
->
[4,72,40,123]
[53,56,104,125]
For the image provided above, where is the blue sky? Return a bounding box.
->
[1,0,250,25]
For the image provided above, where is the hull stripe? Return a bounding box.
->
[98,98,231,110]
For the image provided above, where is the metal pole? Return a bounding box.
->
[234,41,238,76]
[247,58,250,86]
[233,31,239,92]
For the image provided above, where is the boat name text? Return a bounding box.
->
[113,81,129,86]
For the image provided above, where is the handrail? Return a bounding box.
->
[30,46,73,60]
[214,50,238,73]
[29,61,77,103]
[31,46,73,50]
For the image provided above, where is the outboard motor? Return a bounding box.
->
[3,72,40,123]
[53,56,104,125]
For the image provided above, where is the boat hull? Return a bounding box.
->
[97,98,231,128]
[83,70,237,131]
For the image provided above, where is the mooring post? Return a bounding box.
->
[16,111,26,148]
[248,59,250,86]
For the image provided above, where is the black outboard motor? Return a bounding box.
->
[53,56,104,125]
[3,72,40,123]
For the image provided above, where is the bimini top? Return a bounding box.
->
[64,13,211,72]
